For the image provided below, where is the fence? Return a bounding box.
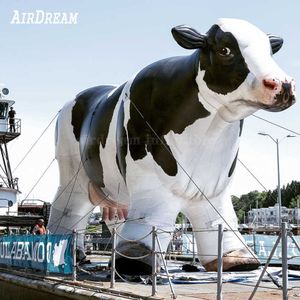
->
[1,224,299,299]
[107,222,300,300]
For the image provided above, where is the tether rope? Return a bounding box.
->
[114,249,151,260]
[252,114,300,136]
[115,230,153,242]
[13,111,59,172]
[24,157,56,199]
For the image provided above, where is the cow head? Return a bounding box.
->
[172,18,296,122]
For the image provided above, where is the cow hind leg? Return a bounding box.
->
[48,167,95,259]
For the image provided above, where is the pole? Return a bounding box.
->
[152,226,157,297]
[256,199,258,227]
[253,230,256,254]
[281,222,288,300]
[276,139,282,226]
[297,198,299,227]
[72,229,77,281]
[110,227,116,288]
[192,230,196,265]
[217,224,223,300]
[156,233,177,299]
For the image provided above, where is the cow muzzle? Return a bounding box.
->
[261,78,296,112]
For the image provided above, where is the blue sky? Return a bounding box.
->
[0,0,299,203]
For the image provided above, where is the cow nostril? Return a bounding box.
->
[263,79,278,90]
[282,82,292,93]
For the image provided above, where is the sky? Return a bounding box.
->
[0,0,299,206]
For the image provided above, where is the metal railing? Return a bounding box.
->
[1,222,298,299]
[0,119,21,135]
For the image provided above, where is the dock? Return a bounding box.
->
[2,255,300,299]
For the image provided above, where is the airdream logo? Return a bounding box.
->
[10,10,78,25]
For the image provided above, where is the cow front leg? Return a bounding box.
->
[115,191,182,275]
[183,194,259,271]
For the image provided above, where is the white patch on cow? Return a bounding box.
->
[164,114,240,198]
[107,85,118,97]
[196,70,258,122]
[99,78,137,204]
[218,18,287,78]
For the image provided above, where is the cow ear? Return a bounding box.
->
[172,25,207,49]
[268,34,283,54]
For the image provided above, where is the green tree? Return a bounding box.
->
[231,181,300,223]
[289,195,300,208]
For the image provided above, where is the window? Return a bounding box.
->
[0,102,8,119]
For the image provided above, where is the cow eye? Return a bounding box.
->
[217,47,233,57]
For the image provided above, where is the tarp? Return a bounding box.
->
[0,234,73,274]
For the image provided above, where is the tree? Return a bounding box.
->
[231,181,300,223]
[289,195,300,209]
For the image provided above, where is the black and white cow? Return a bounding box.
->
[48,18,295,274]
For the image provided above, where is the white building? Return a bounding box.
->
[247,204,300,226]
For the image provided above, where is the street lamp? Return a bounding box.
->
[258,132,296,226]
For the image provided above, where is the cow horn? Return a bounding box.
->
[172,25,207,49]
[268,34,283,54]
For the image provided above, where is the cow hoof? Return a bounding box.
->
[114,241,161,275]
[204,247,260,272]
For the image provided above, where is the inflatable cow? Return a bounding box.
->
[48,18,296,274]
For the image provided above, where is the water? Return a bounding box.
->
[0,280,69,300]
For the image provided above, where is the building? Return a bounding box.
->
[247,204,300,226]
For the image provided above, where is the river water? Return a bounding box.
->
[0,280,69,300]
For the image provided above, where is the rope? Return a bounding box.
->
[114,249,151,260]
[72,217,147,233]
[156,228,239,234]
[50,162,85,207]
[13,111,59,172]
[156,229,175,235]
[237,158,269,192]
[23,157,56,199]
[53,160,84,234]
[115,230,153,242]
[252,114,300,136]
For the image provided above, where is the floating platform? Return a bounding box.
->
[1,255,300,299]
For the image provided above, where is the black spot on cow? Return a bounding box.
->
[273,82,296,111]
[55,119,59,146]
[128,50,210,176]
[200,25,250,95]
[72,85,114,141]
[116,101,128,180]
[239,119,244,136]
[228,150,239,178]
[72,84,125,188]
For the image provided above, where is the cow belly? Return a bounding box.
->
[98,99,129,205]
